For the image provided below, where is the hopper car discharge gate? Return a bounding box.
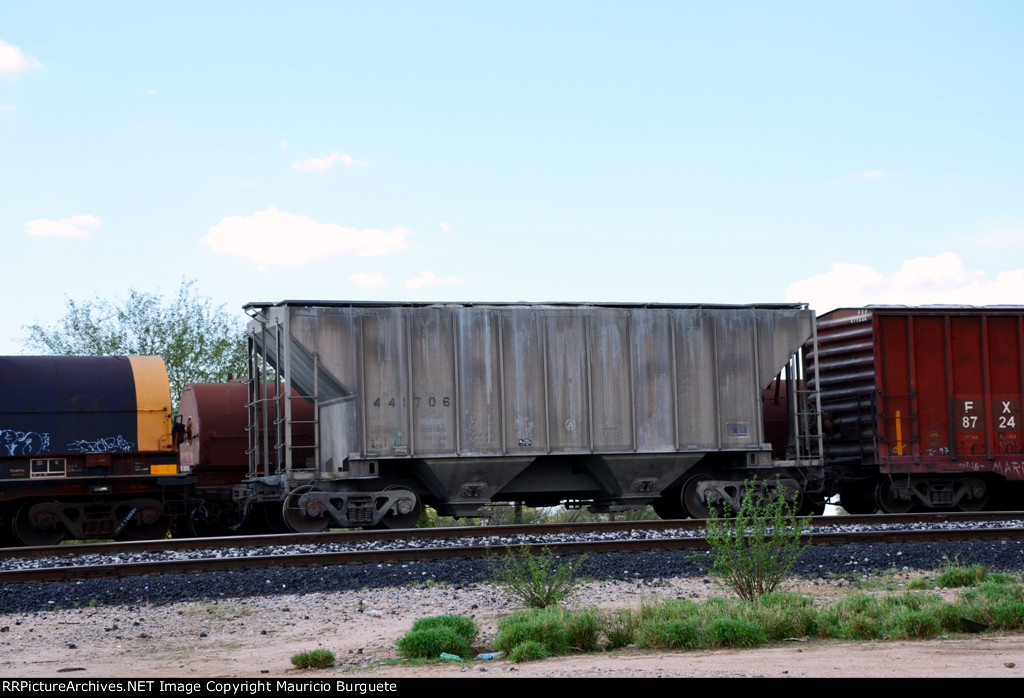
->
[232,301,826,531]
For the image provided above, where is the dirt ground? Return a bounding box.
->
[1,576,1022,679]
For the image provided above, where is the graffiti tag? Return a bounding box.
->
[67,435,136,452]
[0,429,51,455]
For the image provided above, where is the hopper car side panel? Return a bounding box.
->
[239,301,822,529]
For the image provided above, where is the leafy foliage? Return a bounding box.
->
[22,278,246,405]
[489,545,587,609]
[701,476,810,601]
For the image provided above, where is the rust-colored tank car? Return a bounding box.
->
[176,381,314,534]
[237,301,824,531]
[0,355,189,545]
[809,306,1024,513]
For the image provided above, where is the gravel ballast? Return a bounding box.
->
[2,538,1023,615]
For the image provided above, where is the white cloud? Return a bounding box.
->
[405,271,468,289]
[24,214,102,238]
[0,104,13,112]
[350,272,390,289]
[204,206,410,266]
[291,152,364,173]
[439,222,454,233]
[0,40,42,80]
[850,170,888,180]
[786,253,1024,314]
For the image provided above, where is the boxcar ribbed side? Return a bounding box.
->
[809,305,1024,513]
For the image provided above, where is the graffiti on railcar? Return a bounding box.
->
[67,435,136,452]
[0,429,51,456]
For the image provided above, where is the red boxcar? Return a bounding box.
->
[810,306,1024,513]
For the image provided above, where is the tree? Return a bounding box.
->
[22,279,247,405]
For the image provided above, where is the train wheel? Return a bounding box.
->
[838,485,877,514]
[798,495,827,516]
[174,506,229,538]
[957,481,988,512]
[0,510,15,547]
[12,502,65,547]
[681,474,714,519]
[373,487,423,529]
[260,503,290,534]
[652,489,685,520]
[282,485,330,533]
[114,503,171,541]
[117,516,171,541]
[876,481,913,514]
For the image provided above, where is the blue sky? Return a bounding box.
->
[3,1,1022,354]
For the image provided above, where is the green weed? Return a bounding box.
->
[488,545,587,609]
[395,615,478,660]
[701,476,810,601]
[290,649,335,669]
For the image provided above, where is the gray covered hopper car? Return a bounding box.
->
[236,301,824,530]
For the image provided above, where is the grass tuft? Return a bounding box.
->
[290,649,335,669]
[395,566,1024,666]
[396,615,478,660]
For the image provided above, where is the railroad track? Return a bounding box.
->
[2,512,1023,586]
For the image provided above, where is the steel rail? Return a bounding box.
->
[3,510,1022,561]
[2,526,1023,586]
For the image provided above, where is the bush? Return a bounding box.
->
[701,476,810,601]
[290,649,335,669]
[489,545,587,609]
[396,615,479,660]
